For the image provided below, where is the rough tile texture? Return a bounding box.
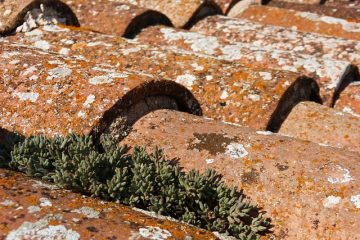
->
[3,25,319,131]
[237,5,360,41]
[122,109,360,240]
[0,0,79,34]
[136,25,354,105]
[279,101,360,153]
[64,0,172,38]
[110,0,222,28]
[334,82,360,117]
[0,43,200,139]
[191,15,360,105]
[213,0,241,13]
[0,168,216,239]
[266,1,360,22]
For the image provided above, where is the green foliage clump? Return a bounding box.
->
[5,133,271,239]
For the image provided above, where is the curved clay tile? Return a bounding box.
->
[0,44,201,140]
[0,0,79,34]
[334,82,360,117]
[191,15,360,66]
[136,26,357,106]
[122,109,360,240]
[116,0,222,28]
[236,5,360,41]
[279,101,360,153]
[64,0,172,38]
[4,25,320,131]
[0,168,216,239]
[266,1,360,22]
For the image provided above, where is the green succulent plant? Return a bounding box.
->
[2,133,271,239]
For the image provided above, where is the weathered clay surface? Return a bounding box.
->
[237,5,360,41]
[0,43,200,139]
[0,168,216,239]
[213,0,241,13]
[0,0,79,34]
[122,109,360,240]
[109,0,222,28]
[279,101,360,153]
[64,0,172,38]
[266,1,360,22]
[227,0,258,17]
[334,82,360,117]
[191,15,360,67]
[136,26,355,105]
[3,25,320,131]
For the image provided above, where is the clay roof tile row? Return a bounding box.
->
[0,0,360,239]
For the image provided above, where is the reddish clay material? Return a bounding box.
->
[122,109,360,240]
[0,43,200,139]
[227,0,259,17]
[279,101,360,154]
[0,168,216,239]
[64,0,172,38]
[136,25,355,105]
[111,0,222,28]
[0,0,79,34]
[191,15,360,67]
[237,5,360,41]
[266,1,360,22]
[334,82,360,117]
[3,25,320,131]
[213,0,241,13]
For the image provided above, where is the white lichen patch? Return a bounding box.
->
[12,91,39,102]
[259,72,272,81]
[350,194,360,209]
[6,219,80,240]
[220,90,228,100]
[175,74,196,89]
[47,67,72,80]
[191,63,204,71]
[248,94,260,101]
[39,198,52,207]
[256,131,273,136]
[206,159,215,164]
[72,207,100,219]
[9,60,20,65]
[89,75,113,85]
[16,4,67,33]
[1,199,15,206]
[28,206,41,213]
[83,94,95,108]
[342,107,360,118]
[87,41,113,47]
[160,27,219,55]
[323,196,341,208]
[59,47,70,55]
[138,226,172,240]
[34,40,50,51]
[225,143,248,159]
[327,165,353,184]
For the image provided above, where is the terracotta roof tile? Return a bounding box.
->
[0,43,200,139]
[64,0,172,38]
[122,109,360,240]
[266,0,360,22]
[236,5,360,41]
[334,82,360,116]
[279,101,360,153]
[192,16,360,106]
[111,0,222,28]
[0,168,216,239]
[3,25,319,131]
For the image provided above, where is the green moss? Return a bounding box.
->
[2,133,271,239]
